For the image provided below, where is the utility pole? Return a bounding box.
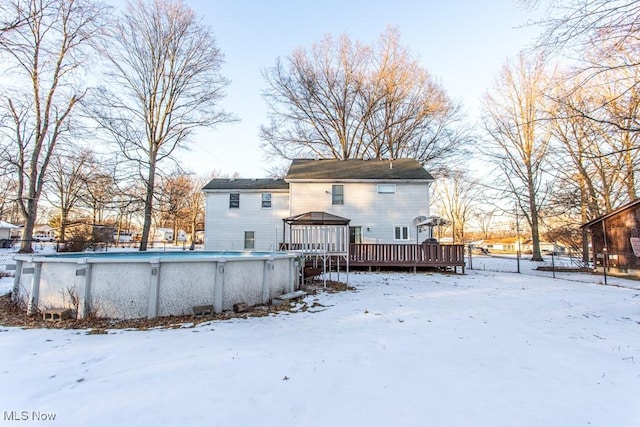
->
[515,203,521,274]
[602,220,608,286]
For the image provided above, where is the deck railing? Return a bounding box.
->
[281,242,466,272]
[350,243,464,269]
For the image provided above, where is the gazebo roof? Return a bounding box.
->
[283,211,350,226]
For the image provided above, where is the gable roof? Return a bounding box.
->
[285,158,434,181]
[580,198,640,229]
[202,178,289,191]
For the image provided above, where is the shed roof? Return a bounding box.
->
[202,178,289,191]
[580,199,640,229]
[285,158,434,181]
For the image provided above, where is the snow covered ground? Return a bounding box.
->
[0,250,639,426]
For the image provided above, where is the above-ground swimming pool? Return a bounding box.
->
[11,251,301,319]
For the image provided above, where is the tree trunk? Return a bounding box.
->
[139,158,157,252]
[60,208,68,242]
[580,184,591,264]
[528,195,543,261]
[624,147,637,201]
[189,214,197,250]
[173,219,178,246]
[19,198,38,253]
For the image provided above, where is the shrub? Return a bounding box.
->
[58,237,86,252]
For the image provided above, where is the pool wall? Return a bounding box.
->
[12,252,301,319]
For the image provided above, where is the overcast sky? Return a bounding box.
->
[152,0,544,177]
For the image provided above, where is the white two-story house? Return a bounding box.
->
[203,158,434,251]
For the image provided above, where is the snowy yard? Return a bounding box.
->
[0,252,639,426]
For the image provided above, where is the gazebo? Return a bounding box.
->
[282,211,350,282]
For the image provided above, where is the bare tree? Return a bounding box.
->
[111,186,144,243]
[475,207,497,240]
[156,172,191,245]
[482,52,553,261]
[546,61,640,261]
[261,27,469,171]
[433,169,482,244]
[261,33,370,160]
[0,0,32,40]
[184,172,213,249]
[0,175,17,221]
[79,162,117,226]
[527,0,640,132]
[364,28,471,171]
[44,147,93,241]
[0,0,107,253]
[86,0,233,251]
[526,0,640,57]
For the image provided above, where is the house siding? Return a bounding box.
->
[289,181,431,244]
[204,190,289,251]
[202,159,434,250]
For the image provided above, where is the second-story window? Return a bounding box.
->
[332,184,344,205]
[377,184,396,194]
[261,193,272,208]
[229,193,240,208]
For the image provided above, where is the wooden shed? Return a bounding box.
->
[581,199,640,277]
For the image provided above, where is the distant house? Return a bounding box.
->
[153,228,187,242]
[0,221,18,241]
[113,231,136,243]
[481,237,522,253]
[581,199,640,277]
[202,158,435,251]
[522,240,566,255]
[26,224,57,241]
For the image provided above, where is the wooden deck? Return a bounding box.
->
[282,243,466,273]
[349,243,465,273]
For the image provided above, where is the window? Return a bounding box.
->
[244,231,255,249]
[229,193,239,208]
[332,185,344,205]
[394,226,409,241]
[377,184,396,194]
[349,226,362,244]
[261,193,272,208]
